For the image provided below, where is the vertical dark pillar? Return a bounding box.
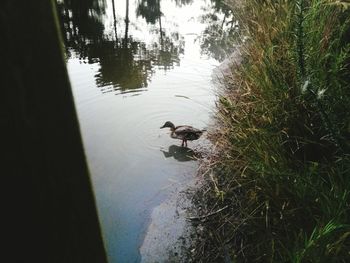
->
[1,1,107,262]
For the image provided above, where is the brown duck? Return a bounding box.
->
[160,121,204,147]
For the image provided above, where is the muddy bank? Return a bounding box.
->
[139,177,199,262]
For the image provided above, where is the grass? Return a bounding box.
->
[191,0,350,262]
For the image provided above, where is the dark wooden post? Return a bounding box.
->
[1,0,107,262]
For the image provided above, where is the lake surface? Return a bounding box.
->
[57,0,235,262]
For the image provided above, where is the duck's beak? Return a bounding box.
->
[160,125,165,129]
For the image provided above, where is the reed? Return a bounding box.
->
[192,0,350,262]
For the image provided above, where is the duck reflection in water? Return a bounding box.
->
[161,145,197,162]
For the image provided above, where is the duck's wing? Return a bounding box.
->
[175,125,197,133]
[175,126,203,139]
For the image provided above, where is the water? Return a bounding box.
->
[57,0,235,262]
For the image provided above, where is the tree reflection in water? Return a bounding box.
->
[173,0,194,7]
[136,0,184,71]
[56,0,237,93]
[56,0,186,94]
[56,0,106,59]
[199,0,239,62]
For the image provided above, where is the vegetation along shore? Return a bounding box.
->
[191,0,350,262]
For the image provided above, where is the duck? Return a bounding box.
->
[160,121,205,147]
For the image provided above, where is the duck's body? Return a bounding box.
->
[161,121,204,147]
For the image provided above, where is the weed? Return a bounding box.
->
[192,0,350,262]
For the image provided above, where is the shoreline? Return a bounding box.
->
[138,50,242,261]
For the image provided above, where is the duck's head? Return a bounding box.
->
[160,121,175,129]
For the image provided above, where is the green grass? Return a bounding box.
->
[192,0,350,262]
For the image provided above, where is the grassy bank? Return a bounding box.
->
[192,0,350,262]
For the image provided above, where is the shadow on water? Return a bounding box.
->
[161,145,199,162]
